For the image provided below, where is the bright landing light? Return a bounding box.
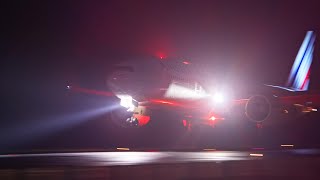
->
[212,93,225,103]
[119,95,135,111]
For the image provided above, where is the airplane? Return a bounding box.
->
[71,31,319,130]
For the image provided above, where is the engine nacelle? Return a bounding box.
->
[245,95,272,123]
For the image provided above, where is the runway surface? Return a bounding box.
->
[1,149,320,179]
[0,148,320,168]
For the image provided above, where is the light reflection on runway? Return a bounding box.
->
[0,151,252,166]
[0,149,319,167]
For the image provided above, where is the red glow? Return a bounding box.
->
[161,101,173,104]
[133,114,150,126]
[156,52,167,60]
[182,119,187,127]
[150,99,175,105]
[182,120,192,130]
[209,116,216,121]
[183,61,190,65]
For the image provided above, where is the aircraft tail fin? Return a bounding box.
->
[286,31,315,91]
[265,31,316,92]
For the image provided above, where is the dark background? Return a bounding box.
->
[1,0,320,152]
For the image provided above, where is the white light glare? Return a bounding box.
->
[212,93,224,103]
[250,153,263,157]
[119,95,135,111]
[281,144,294,147]
[209,116,216,121]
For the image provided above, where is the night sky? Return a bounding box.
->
[2,0,320,151]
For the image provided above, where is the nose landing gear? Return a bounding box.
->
[126,116,139,127]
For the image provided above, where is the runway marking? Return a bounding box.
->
[249,153,263,157]
[281,144,294,147]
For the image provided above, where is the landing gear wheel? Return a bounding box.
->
[245,95,272,123]
[110,107,140,128]
[126,116,139,127]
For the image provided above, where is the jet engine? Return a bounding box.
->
[245,95,272,123]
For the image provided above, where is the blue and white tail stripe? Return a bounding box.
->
[287,31,315,91]
[265,31,316,92]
